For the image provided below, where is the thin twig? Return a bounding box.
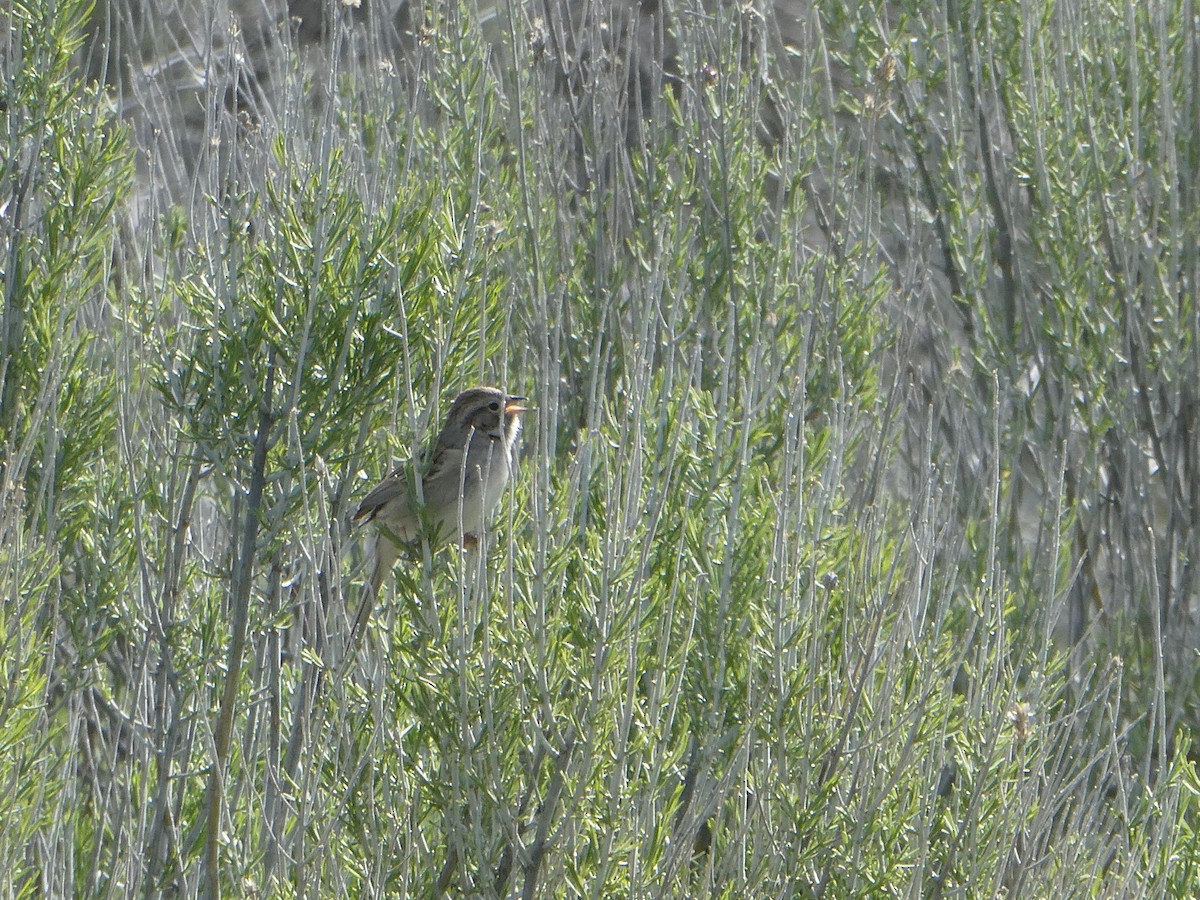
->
[204,351,278,898]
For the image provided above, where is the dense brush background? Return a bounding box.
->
[3,0,1200,894]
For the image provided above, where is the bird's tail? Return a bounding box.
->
[327,532,397,674]
[344,531,397,598]
[366,533,399,598]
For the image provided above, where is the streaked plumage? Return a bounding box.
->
[354,386,526,592]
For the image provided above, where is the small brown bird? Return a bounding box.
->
[353,386,527,592]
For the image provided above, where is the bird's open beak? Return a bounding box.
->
[504,396,528,414]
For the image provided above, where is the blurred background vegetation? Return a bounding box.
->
[3,0,1199,893]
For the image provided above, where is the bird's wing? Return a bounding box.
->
[352,468,409,525]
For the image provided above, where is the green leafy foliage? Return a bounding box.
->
[3,0,1199,894]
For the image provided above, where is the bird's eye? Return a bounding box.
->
[489,401,500,411]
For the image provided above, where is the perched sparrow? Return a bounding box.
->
[353,386,527,592]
